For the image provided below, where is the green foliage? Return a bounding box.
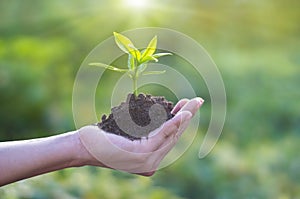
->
[89,32,171,96]
[0,169,185,199]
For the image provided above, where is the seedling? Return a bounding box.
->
[89,32,172,96]
[90,32,174,140]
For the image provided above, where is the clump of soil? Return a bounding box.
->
[97,93,174,140]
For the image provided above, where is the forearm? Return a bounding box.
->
[0,130,89,186]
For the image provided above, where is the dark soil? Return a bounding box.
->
[97,93,174,140]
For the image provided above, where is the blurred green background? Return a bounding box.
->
[0,0,299,198]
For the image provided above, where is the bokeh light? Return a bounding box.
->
[124,0,148,8]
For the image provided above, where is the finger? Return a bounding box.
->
[148,111,192,151]
[171,98,189,114]
[159,116,191,154]
[146,112,193,171]
[150,116,192,169]
[178,97,204,116]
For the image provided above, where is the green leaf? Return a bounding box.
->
[128,54,135,70]
[152,52,172,59]
[139,53,172,64]
[89,63,128,72]
[142,70,166,75]
[113,32,133,53]
[128,44,141,61]
[141,36,157,60]
[139,55,158,64]
[113,32,141,60]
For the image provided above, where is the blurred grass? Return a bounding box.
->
[0,0,299,198]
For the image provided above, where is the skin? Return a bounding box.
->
[0,97,204,187]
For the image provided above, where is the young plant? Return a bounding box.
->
[89,32,172,96]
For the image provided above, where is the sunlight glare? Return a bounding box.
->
[125,0,148,8]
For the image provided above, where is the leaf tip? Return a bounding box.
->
[152,56,159,62]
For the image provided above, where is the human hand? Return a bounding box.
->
[78,97,204,176]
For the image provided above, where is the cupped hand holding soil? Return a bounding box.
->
[78,97,204,176]
[98,93,175,140]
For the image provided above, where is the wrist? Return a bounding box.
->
[71,129,104,167]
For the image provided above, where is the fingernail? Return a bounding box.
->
[195,97,204,107]
[197,97,204,103]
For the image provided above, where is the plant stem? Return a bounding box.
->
[131,60,139,97]
[133,76,138,96]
